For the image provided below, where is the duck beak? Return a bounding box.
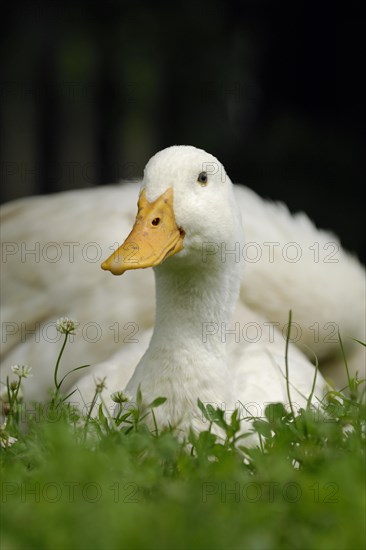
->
[101,188,185,275]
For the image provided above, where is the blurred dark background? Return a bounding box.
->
[1,0,364,260]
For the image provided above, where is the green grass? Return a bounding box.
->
[1,326,365,550]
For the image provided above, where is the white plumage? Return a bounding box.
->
[1,146,364,432]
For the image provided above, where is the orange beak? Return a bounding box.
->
[101,188,185,275]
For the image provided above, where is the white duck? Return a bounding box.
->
[83,145,327,432]
[1,146,365,411]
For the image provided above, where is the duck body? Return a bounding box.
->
[1,146,364,421]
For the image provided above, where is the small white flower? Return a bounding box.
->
[1,434,18,449]
[10,364,33,378]
[56,317,79,335]
[111,391,129,404]
[0,422,18,448]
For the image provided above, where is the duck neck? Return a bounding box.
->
[149,253,241,360]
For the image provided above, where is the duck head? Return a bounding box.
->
[101,145,240,275]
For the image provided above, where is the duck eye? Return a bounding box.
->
[152,217,160,226]
[197,171,208,186]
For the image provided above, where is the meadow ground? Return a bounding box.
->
[1,329,365,550]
